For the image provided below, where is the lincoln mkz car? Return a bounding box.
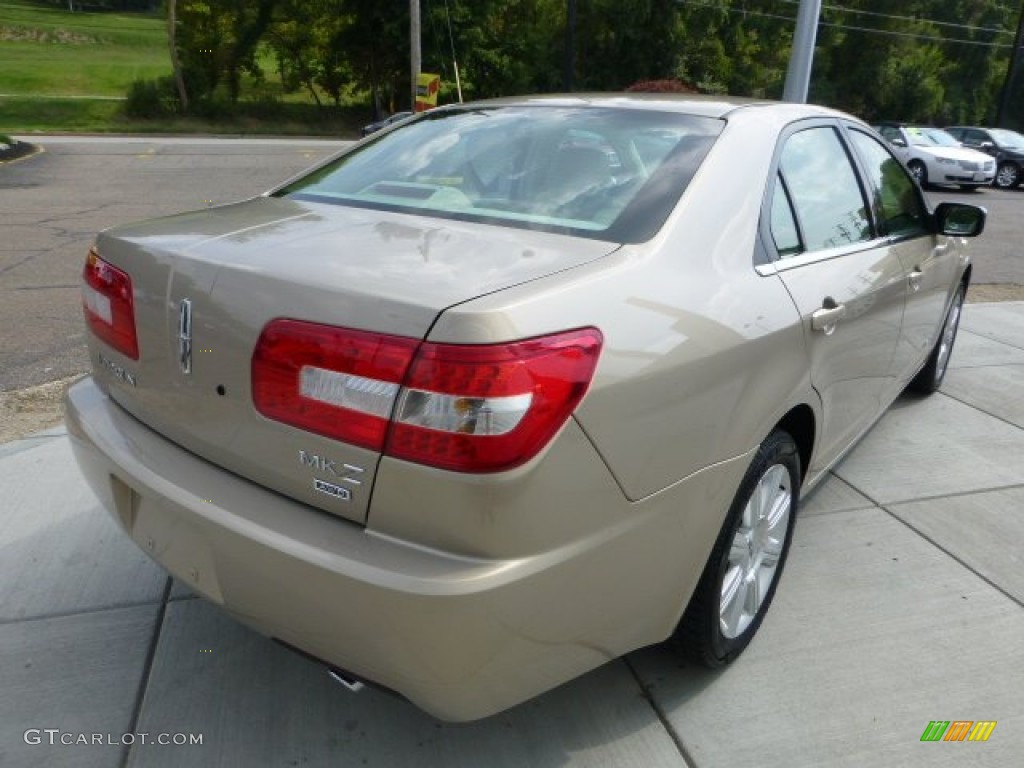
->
[66,95,985,721]
[875,122,996,190]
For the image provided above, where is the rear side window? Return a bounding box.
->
[776,126,872,253]
[878,125,901,144]
[769,175,802,257]
[276,106,723,243]
[848,129,928,239]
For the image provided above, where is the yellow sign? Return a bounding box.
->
[415,73,441,112]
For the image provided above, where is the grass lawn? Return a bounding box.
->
[0,94,122,132]
[0,0,365,135]
[0,92,364,135]
[0,1,168,98]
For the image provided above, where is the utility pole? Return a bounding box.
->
[411,0,421,111]
[167,0,188,110]
[783,0,822,103]
[997,1,1024,127]
[564,0,577,91]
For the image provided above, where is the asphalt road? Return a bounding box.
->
[1,136,1022,393]
[933,183,1024,284]
[0,137,347,392]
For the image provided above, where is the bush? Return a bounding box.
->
[123,76,180,119]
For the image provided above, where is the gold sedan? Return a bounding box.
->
[66,94,985,721]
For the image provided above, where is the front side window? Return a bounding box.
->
[990,128,1024,149]
[777,126,872,253]
[848,130,927,239]
[276,106,723,243]
[905,126,959,147]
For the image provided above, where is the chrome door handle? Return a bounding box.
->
[909,269,924,292]
[811,300,846,335]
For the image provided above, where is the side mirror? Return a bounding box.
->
[891,138,907,148]
[934,202,986,238]
[980,141,995,149]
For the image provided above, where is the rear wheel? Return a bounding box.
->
[908,159,928,187]
[673,430,800,667]
[995,162,1021,189]
[910,283,965,394]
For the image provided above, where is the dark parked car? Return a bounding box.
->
[945,126,1024,189]
[360,111,413,137]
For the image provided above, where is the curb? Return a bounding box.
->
[0,140,41,164]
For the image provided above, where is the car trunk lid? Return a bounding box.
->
[88,196,617,524]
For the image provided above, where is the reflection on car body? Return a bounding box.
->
[67,94,984,721]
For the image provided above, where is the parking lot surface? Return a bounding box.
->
[2,300,1022,767]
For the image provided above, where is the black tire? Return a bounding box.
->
[908,159,928,187]
[673,430,800,668]
[994,162,1021,189]
[909,283,965,394]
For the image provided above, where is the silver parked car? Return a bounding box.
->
[360,110,414,136]
[67,94,985,721]
[875,122,996,190]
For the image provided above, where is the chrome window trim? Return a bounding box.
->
[756,237,889,276]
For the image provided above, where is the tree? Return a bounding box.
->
[159,0,1022,128]
[167,0,189,109]
[177,0,278,103]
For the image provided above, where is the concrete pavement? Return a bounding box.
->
[2,301,1022,768]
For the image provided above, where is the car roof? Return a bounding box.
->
[440,93,843,121]
[876,121,941,129]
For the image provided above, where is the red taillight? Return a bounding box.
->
[252,321,419,451]
[82,247,139,359]
[387,330,603,471]
[252,321,602,472]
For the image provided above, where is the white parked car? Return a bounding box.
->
[876,122,996,190]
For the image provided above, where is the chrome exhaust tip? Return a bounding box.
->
[328,666,365,693]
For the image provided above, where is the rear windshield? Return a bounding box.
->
[276,106,723,243]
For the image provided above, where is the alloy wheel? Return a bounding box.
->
[719,463,792,639]
[995,163,1020,189]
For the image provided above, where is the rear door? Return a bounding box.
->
[762,121,908,476]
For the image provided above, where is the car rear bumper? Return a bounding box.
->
[65,376,749,721]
